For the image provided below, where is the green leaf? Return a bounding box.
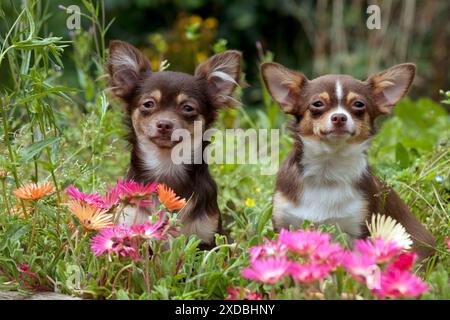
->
[116,289,130,300]
[19,136,60,163]
[15,86,78,104]
[395,142,410,168]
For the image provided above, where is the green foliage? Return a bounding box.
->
[0,0,448,300]
[370,98,448,170]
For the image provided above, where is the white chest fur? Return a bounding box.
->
[138,141,188,182]
[274,137,369,237]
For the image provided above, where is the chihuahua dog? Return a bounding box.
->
[261,62,435,260]
[106,40,242,245]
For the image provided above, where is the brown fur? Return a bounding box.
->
[106,40,242,245]
[262,62,435,261]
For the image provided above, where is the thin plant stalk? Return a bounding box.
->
[132,201,141,225]
[1,98,27,216]
[0,98,20,188]
[28,201,39,254]
[25,107,38,182]
[35,104,62,234]
[1,178,11,215]
[144,240,151,293]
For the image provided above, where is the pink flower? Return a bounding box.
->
[113,179,158,206]
[65,185,107,208]
[103,186,121,208]
[17,264,38,283]
[18,264,29,272]
[91,225,139,258]
[354,237,402,263]
[278,229,331,255]
[249,239,287,263]
[225,287,262,300]
[289,262,332,282]
[241,257,291,284]
[446,238,450,250]
[374,269,429,298]
[341,251,380,289]
[387,252,417,271]
[310,242,343,268]
[130,213,175,240]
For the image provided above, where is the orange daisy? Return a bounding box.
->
[67,200,113,231]
[13,182,53,200]
[157,184,187,211]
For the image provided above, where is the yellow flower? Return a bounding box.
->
[13,182,53,200]
[245,198,255,208]
[367,214,412,249]
[255,188,261,193]
[67,200,113,231]
[188,15,203,25]
[204,17,218,29]
[196,51,208,64]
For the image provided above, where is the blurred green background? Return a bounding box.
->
[1,0,449,106]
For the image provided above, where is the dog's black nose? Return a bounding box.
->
[156,120,174,132]
[331,113,347,127]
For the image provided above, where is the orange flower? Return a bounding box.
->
[13,182,53,200]
[158,184,186,211]
[67,200,113,231]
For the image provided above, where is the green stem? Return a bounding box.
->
[28,201,39,254]
[36,104,62,234]
[0,98,20,188]
[132,201,141,225]
[144,240,151,293]
[49,169,61,234]
[1,179,11,215]
[25,106,38,182]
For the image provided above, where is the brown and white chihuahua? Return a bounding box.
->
[261,62,435,260]
[106,40,242,245]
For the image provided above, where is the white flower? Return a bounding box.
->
[366,214,412,249]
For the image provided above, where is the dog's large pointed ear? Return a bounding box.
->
[366,63,416,114]
[195,50,242,108]
[106,40,152,100]
[260,62,307,114]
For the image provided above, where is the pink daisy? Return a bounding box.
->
[130,213,175,240]
[387,252,417,271]
[65,185,107,209]
[374,269,429,298]
[225,287,262,300]
[241,256,291,284]
[289,262,332,283]
[310,242,343,268]
[249,239,287,263]
[278,229,331,256]
[113,179,158,206]
[354,237,403,263]
[341,251,382,289]
[90,225,139,258]
[102,186,121,209]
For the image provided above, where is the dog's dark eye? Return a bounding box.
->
[312,101,324,108]
[310,101,325,114]
[353,101,365,108]
[182,105,194,113]
[143,100,155,109]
